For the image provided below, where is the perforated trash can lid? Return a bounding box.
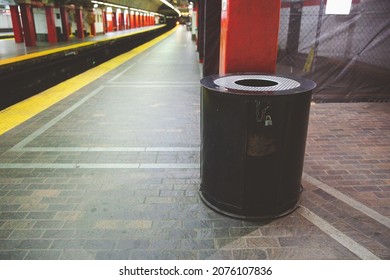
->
[201,73,316,96]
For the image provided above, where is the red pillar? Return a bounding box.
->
[75,7,84,38]
[60,6,70,41]
[90,20,96,36]
[106,10,113,32]
[135,13,139,28]
[119,11,125,30]
[112,11,117,31]
[90,23,96,36]
[122,12,126,29]
[19,4,36,47]
[86,10,96,36]
[131,13,135,28]
[10,5,24,43]
[219,0,281,74]
[126,13,130,29]
[117,11,122,30]
[45,6,57,43]
[102,10,107,34]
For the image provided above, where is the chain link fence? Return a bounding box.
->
[277,0,390,102]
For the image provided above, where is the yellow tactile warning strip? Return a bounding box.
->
[0,26,178,136]
[0,25,165,66]
[0,42,96,66]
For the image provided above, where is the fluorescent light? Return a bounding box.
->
[130,8,150,14]
[325,0,352,15]
[160,0,181,16]
[91,1,128,10]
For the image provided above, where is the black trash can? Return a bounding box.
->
[200,73,316,219]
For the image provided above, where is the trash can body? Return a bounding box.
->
[200,74,316,219]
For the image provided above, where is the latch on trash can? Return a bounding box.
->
[265,115,273,126]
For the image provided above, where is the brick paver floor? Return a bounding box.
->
[0,26,389,260]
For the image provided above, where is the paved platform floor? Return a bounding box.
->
[0,26,389,260]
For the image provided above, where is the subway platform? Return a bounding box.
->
[0,25,389,260]
[0,26,164,61]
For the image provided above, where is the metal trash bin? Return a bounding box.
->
[200,73,316,219]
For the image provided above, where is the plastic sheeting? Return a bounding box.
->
[277,0,390,102]
[203,0,221,77]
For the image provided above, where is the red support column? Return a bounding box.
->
[90,23,96,36]
[87,10,96,36]
[106,10,113,32]
[60,6,70,41]
[19,4,36,47]
[117,11,122,30]
[75,7,84,38]
[126,12,130,29]
[45,6,57,43]
[102,10,107,34]
[130,12,134,29]
[10,5,24,43]
[119,11,125,30]
[112,11,117,31]
[219,0,281,74]
[135,13,139,28]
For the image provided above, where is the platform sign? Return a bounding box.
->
[325,0,352,15]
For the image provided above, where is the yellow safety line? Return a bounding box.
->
[0,41,95,66]
[0,25,165,66]
[0,26,178,136]
[97,25,165,43]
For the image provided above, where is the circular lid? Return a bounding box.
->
[200,73,316,95]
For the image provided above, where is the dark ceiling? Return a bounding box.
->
[68,0,191,16]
